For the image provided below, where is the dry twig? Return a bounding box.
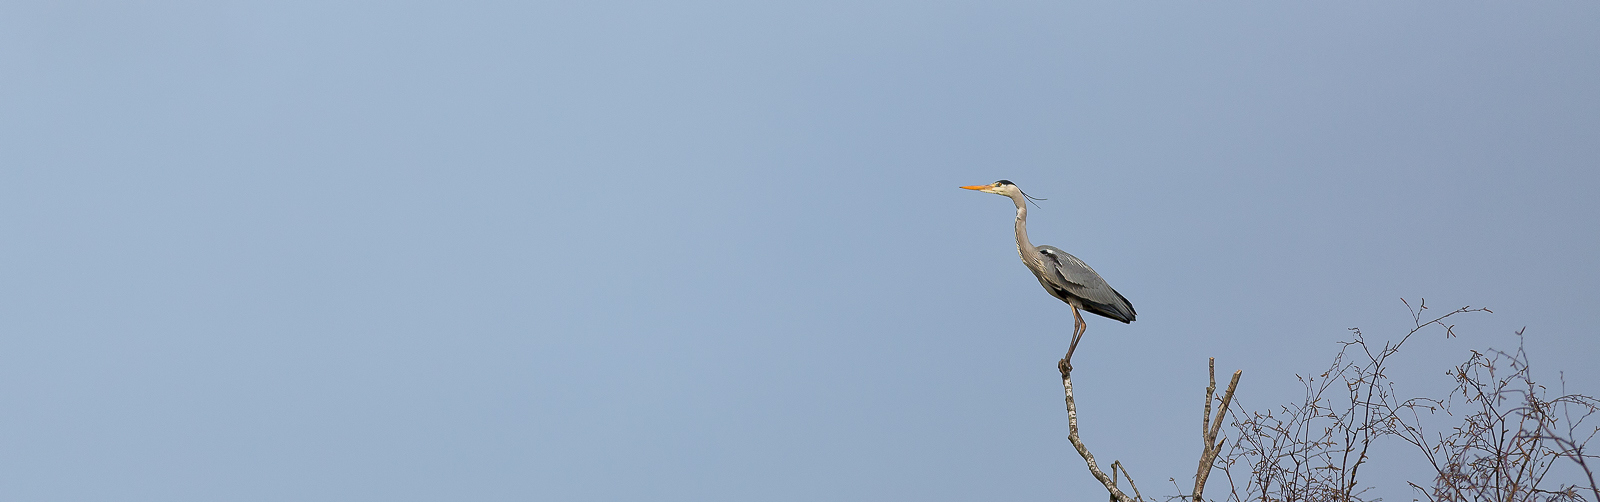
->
[1215,299,1598,502]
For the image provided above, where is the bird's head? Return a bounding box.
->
[960,179,1020,196]
[961,180,1046,206]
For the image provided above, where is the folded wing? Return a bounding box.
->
[1036,245,1136,323]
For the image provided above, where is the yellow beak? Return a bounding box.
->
[959,185,990,191]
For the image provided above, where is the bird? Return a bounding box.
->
[961,180,1135,371]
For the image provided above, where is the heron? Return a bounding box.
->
[961,180,1135,370]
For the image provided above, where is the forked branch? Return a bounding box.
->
[1194,358,1242,501]
[1059,357,1242,502]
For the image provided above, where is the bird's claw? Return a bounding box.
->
[1058,357,1073,375]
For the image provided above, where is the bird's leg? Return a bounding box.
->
[1063,306,1087,372]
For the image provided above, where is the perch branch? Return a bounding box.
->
[1060,358,1136,502]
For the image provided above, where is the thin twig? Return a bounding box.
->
[1119,461,1145,501]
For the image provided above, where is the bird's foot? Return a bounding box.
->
[1058,357,1073,375]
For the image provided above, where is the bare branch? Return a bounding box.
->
[1061,358,1136,502]
[1119,461,1146,502]
[1194,363,1242,502]
[1216,300,1596,502]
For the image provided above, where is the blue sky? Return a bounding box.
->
[1,1,1596,500]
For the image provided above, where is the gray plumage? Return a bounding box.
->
[962,179,1135,369]
[1034,245,1136,324]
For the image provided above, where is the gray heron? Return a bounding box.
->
[961,180,1135,370]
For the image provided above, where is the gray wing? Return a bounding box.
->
[1035,245,1137,323]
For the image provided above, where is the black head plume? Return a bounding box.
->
[1021,189,1045,208]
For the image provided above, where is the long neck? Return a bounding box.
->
[1011,193,1040,268]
